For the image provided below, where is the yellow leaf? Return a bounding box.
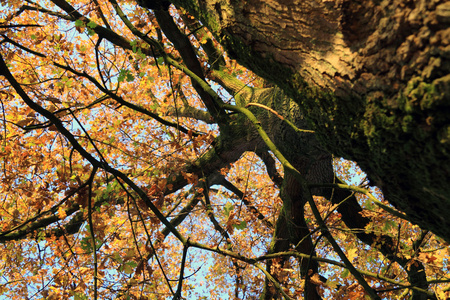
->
[57,206,67,219]
[347,248,358,263]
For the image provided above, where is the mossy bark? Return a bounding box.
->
[172,0,450,241]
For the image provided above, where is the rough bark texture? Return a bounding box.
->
[171,0,450,241]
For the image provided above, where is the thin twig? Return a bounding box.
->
[173,238,190,300]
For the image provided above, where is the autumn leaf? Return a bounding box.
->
[57,206,67,219]
[347,248,358,263]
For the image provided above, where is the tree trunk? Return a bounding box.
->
[172,0,450,241]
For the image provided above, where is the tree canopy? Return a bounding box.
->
[0,0,449,299]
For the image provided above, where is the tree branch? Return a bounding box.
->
[179,13,226,71]
[165,106,213,124]
[255,150,283,188]
[172,238,190,300]
[152,7,226,122]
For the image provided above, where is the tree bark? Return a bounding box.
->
[171,0,450,242]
